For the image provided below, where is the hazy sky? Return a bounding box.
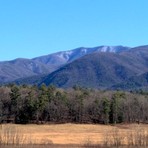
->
[0,0,148,61]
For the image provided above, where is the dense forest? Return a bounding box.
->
[0,84,148,124]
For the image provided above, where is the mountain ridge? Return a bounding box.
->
[1,45,148,90]
[38,45,148,89]
[0,45,129,83]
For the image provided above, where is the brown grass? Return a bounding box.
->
[0,123,147,147]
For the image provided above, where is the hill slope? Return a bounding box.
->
[0,58,52,83]
[39,46,148,89]
[0,46,129,83]
[111,72,148,90]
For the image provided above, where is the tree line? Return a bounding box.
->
[0,84,148,124]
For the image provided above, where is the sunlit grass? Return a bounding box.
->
[0,123,147,147]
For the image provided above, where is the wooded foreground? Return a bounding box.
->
[0,84,148,124]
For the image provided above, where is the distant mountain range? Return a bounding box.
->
[1,45,148,90]
[0,46,129,83]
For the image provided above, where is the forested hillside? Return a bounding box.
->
[0,46,129,84]
[14,45,148,90]
[0,84,147,124]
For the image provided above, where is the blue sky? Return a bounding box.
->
[0,0,148,61]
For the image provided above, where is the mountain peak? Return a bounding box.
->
[0,45,131,85]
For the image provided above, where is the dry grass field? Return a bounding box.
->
[0,123,148,147]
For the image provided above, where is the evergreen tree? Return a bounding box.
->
[102,97,110,124]
[9,85,21,123]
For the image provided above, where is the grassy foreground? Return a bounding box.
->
[0,123,148,147]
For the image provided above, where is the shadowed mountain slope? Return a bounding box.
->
[0,58,52,83]
[0,46,129,83]
[111,72,148,90]
[37,46,148,89]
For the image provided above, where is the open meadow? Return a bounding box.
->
[0,123,148,147]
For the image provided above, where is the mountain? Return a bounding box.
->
[37,45,148,89]
[0,45,129,83]
[0,58,52,83]
[2,45,148,90]
[111,72,148,90]
[33,45,129,66]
